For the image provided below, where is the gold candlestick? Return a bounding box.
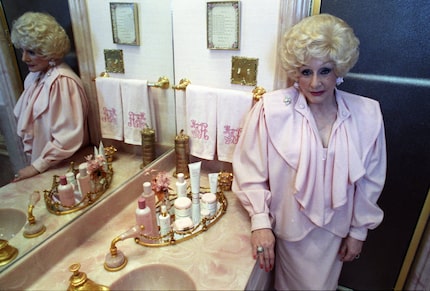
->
[174,129,190,178]
[141,125,156,168]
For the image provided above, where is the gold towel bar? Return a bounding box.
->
[172,78,266,102]
[147,76,170,89]
[172,78,191,90]
[94,74,170,90]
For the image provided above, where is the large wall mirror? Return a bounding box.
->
[0,0,175,273]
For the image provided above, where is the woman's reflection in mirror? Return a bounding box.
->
[10,12,89,182]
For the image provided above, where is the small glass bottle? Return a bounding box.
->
[65,172,78,191]
[135,197,153,241]
[176,173,187,198]
[142,182,158,238]
[58,175,75,207]
[158,205,171,242]
[76,162,91,197]
[191,192,200,225]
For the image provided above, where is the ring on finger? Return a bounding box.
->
[257,246,264,254]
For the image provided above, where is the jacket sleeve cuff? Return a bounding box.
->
[251,213,272,232]
[32,158,50,173]
[349,226,368,241]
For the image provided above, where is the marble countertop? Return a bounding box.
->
[0,146,142,274]
[0,152,256,290]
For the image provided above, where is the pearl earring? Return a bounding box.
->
[49,60,56,67]
[293,82,299,89]
[336,77,344,86]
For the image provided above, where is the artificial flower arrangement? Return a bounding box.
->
[151,171,171,203]
[85,142,109,192]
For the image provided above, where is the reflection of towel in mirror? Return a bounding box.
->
[186,85,217,160]
[120,79,151,145]
[217,89,253,163]
[95,77,123,141]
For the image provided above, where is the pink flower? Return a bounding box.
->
[151,171,170,193]
[85,154,107,177]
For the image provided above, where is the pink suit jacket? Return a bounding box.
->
[232,87,386,241]
[14,62,89,173]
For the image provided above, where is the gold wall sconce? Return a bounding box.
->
[231,56,258,86]
[104,49,125,73]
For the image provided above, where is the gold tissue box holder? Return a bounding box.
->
[134,186,228,248]
[43,162,114,216]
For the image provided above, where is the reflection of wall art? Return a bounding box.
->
[110,2,140,45]
[231,56,258,86]
[104,49,125,73]
[207,1,240,50]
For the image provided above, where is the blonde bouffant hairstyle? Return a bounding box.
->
[280,13,359,81]
[11,12,70,61]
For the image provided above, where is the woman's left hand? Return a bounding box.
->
[339,235,363,262]
[13,165,39,182]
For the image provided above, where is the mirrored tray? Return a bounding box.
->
[43,161,114,215]
[134,187,228,247]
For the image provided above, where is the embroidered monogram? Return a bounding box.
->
[190,120,210,140]
[127,111,146,128]
[223,125,242,144]
[102,107,118,124]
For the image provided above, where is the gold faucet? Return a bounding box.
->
[23,191,46,238]
[104,225,141,272]
[0,239,18,266]
[68,263,110,291]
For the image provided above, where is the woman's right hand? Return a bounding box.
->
[251,228,275,272]
[13,165,39,182]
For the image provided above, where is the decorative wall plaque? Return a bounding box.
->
[207,1,240,50]
[110,2,140,45]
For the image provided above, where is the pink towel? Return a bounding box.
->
[216,88,253,162]
[95,77,123,141]
[120,79,152,145]
[186,84,217,160]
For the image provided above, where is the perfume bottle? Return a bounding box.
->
[141,182,158,238]
[135,197,153,241]
[76,162,91,197]
[158,205,171,242]
[58,175,75,207]
[176,173,187,198]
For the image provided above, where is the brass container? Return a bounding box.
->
[174,130,190,178]
[141,126,156,168]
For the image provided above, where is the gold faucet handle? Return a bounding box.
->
[29,191,41,206]
[68,263,110,291]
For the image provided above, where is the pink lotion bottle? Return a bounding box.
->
[135,197,153,241]
[76,162,91,197]
[142,182,158,238]
[58,175,75,207]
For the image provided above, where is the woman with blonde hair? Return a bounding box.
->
[233,14,386,290]
[11,11,89,181]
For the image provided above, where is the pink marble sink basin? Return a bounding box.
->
[0,208,26,240]
[109,264,197,290]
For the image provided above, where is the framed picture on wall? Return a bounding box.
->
[207,1,240,50]
[110,2,140,45]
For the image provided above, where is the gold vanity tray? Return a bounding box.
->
[43,163,114,215]
[134,187,228,247]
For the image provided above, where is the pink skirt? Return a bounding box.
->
[274,227,344,290]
